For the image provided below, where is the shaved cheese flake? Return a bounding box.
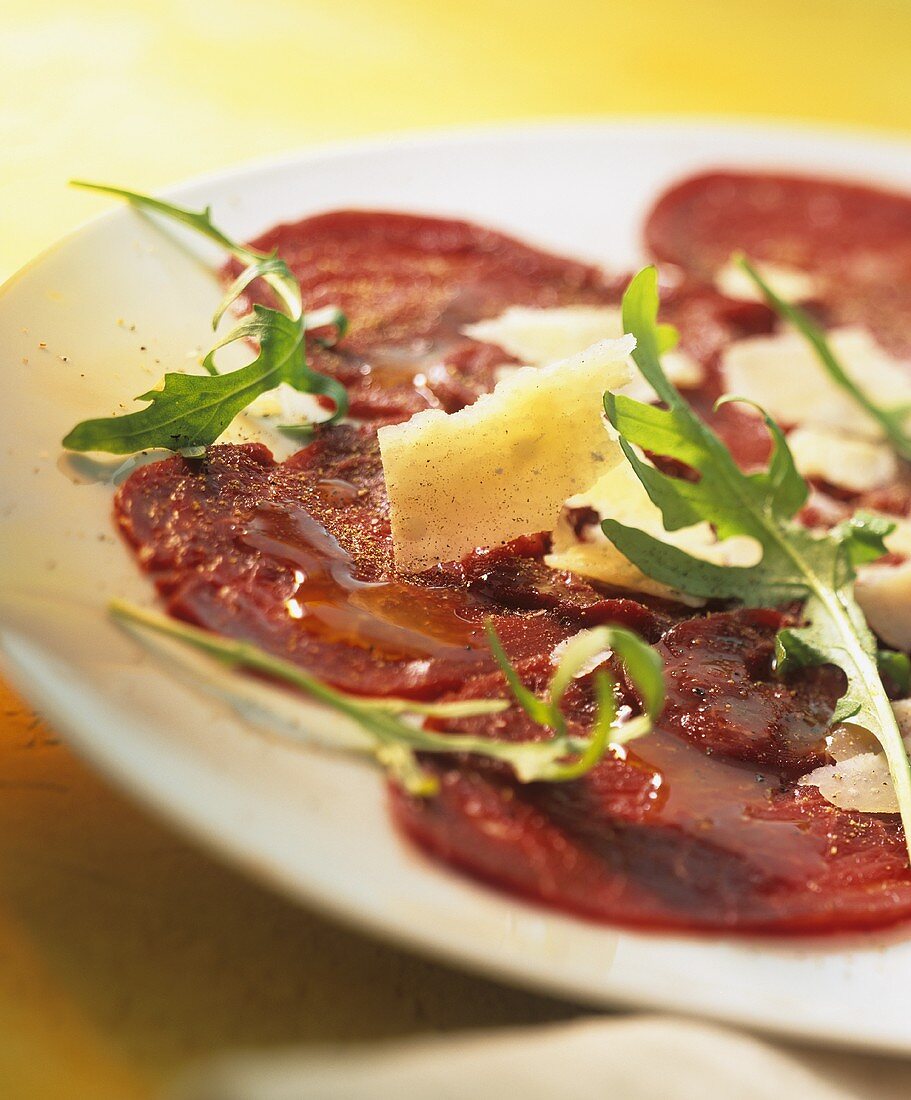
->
[786,425,898,492]
[545,461,761,602]
[463,305,703,403]
[623,349,703,403]
[797,534,911,814]
[881,514,911,559]
[715,259,817,304]
[722,326,911,440]
[550,634,612,677]
[826,723,883,759]
[246,382,330,423]
[895,699,911,738]
[463,305,626,366]
[378,337,634,571]
[801,746,902,813]
[855,559,911,651]
[800,710,911,814]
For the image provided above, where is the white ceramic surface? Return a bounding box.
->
[4,121,911,1055]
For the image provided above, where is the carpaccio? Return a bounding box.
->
[116,175,911,935]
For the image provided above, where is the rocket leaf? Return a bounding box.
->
[736,254,911,461]
[601,266,911,858]
[62,182,347,455]
[110,600,663,797]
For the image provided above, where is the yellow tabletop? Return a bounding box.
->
[3,1,911,1095]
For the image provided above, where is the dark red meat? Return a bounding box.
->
[231,210,623,422]
[391,758,911,935]
[117,429,589,699]
[115,201,911,935]
[231,209,771,434]
[657,609,841,777]
[116,423,911,935]
[646,170,911,355]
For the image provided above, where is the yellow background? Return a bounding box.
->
[4,0,911,280]
[3,0,911,1095]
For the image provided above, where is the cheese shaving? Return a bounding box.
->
[378,337,634,571]
[463,305,703,404]
[786,425,898,492]
[714,259,817,304]
[881,514,911,559]
[721,326,911,439]
[545,460,761,602]
[800,704,911,814]
[246,382,330,423]
[463,306,626,367]
[855,560,911,652]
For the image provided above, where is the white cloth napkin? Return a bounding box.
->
[170,1014,911,1100]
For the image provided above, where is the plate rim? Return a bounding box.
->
[7,114,911,294]
[6,116,911,1056]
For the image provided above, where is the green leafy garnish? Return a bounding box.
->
[110,599,664,797]
[62,182,348,455]
[736,254,911,461]
[602,267,911,858]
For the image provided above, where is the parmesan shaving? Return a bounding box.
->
[463,305,703,404]
[881,514,911,559]
[624,350,703,403]
[545,461,761,602]
[855,559,911,652]
[378,337,634,571]
[714,259,817,304]
[550,634,612,677]
[800,706,911,814]
[463,306,626,367]
[246,382,330,423]
[721,326,911,439]
[786,425,898,492]
[801,745,904,813]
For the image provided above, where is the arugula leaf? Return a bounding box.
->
[603,267,911,858]
[110,599,663,796]
[62,182,348,455]
[736,254,911,461]
[64,307,288,454]
[72,181,303,323]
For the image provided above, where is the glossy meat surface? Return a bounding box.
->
[117,199,911,934]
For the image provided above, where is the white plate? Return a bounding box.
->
[4,120,911,1055]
